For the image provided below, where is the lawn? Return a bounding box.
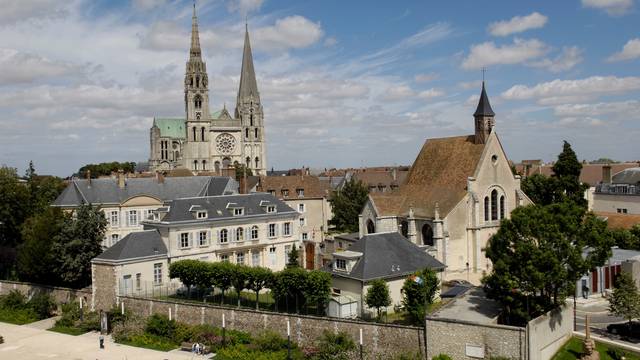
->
[0,307,39,325]
[553,337,640,360]
[118,333,180,352]
[48,325,87,336]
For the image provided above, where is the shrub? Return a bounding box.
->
[172,321,194,343]
[1,290,27,309]
[314,330,356,360]
[254,330,289,352]
[607,348,627,360]
[28,293,55,319]
[392,352,422,360]
[145,314,176,338]
[111,315,145,342]
[432,355,452,360]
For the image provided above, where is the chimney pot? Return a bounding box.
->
[118,170,125,189]
[602,164,612,184]
[86,170,91,186]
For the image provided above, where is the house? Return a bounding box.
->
[256,175,333,269]
[358,83,532,283]
[321,232,359,266]
[324,232,445,318]
[576,247,640,298]
[52,172,237,248]
[91,192,300,302]
[593,167,640,215]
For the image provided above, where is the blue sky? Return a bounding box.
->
[0,0,639,176]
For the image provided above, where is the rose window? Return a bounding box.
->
[215,133,236,154]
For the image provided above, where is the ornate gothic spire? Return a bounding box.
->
[474,81,495,117]
[237,24,260,104]
[190,2,201,59]
[473,81,495,144]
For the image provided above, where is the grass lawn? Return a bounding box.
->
[48,325,87,336]
[0,308,39,325]
[553,337,640,360]
[117,333,179,352]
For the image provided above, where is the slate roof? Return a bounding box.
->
[152,118,186,139]
[53,176,235,207]
[474,82,495,117]
[257,175,331,199]
[157,192,297,223]
[370,135,485,218]
[518,163,640,186]
[326,232,445,282]
[93,230,166,263]
[612,168,640,185]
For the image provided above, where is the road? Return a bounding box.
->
[574,297,640,347]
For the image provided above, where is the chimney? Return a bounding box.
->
[602,164,612,184]
[117,169,125,189]
[391,168,397,181]
[156,171,164,184]
[86,170,91,187]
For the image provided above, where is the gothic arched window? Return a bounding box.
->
[192,127,197,141]
[491,189,498,221]
[255,128,258,139]
[254,157,259,169]
[201,127,205,142]
[250,114,254,126]
[202,160,207,171]
[366,219,375,234]
[245,128,249,139]
[400,220,408,237]
[246,157,250,168]
[196,76,200,87]
[484,196,489,222]
[500,195,505,219]
[194,160,198,171]
[214,161,221,173]
[422,224,434,246]
[194,96,202,109]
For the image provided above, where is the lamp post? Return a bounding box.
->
[222,313,226,347]
[359,328,363,360]
[287,319,291,360]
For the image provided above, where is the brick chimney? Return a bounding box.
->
[117,170,125,189]
[391,168,397,181]
[602,164,612,184]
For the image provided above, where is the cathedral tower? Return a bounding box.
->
[473,81,495,145]
[184,4,211,171]
[235,24,266,175]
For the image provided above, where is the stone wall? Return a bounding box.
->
[527,305,573,360]
[0,280,91,304]
[120,296,425,359]
[91,263,118,311]
[425,317,527,359]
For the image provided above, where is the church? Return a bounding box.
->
[358,83,533,284]
[149,5,267,175]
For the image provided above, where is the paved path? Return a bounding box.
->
[0,321,210,360]
[24,316,60,330]
[574,297,640,348]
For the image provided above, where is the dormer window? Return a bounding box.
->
[268,190,275,196]
[197,211,207,219]
[266,205,276,213]
[233,208,244,216]
[335,259,346,270]
[296,188,304,197]
[282,189,289,197]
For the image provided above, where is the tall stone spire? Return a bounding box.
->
[474,81,495,144]
[190,2,201,59]
[184,1,209,122]
[237,24,260,104]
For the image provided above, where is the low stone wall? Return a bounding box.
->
[527,305,573,360]
[425,317,527,359]
[120,296,425,359]
[0,280,91,304]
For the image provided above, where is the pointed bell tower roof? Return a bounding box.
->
[237,24,260,103]
[190,2,202,59]
[474,81,495,117]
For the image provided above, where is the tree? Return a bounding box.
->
[521,174,560,206]
[234,164,253,180]
[365,279,391,321]
[286,245,300,268]
[209,262,234,305]
[329,178,369,232]
[402,268,439,325]
[609,272,640,331]
[272,267,307,313]
[483,201,613,325]
[246,267,273,310]
[303,270,332,315]
[51,203,107,288]
[552,141,589,207]
[77,161,136,178]
[231,265,249,307]
[0,166,30,248]
[169,260,208,298]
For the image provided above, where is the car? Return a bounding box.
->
[607,322,640,343]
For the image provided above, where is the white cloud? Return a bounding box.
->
[528,46,583,73]
[132,0,167,11]
[554,100,640,118]
[227,0,264,15]
[462,38,549,70]
[487,12,548,37]
[417,88,445,99]
[582,0,634,15]
[0,48,82,84]
[379,85,415,102]
[458,80,482,90]
[255,16,324,50]
[607,38,640,62]
[0,0,68,25]
[324,37,337,47]
[502,76,640,102]
[414,73,438,83]
[296,127,328,136]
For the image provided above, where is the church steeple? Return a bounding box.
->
[474,81,495,144]
[190,2,202,59]
[184,1,209,123]
[237,24,260,106]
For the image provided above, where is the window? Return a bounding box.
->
[180,233,190,248]
[255,157,259,169]
[127,210,138,227]
[236,227,244,242]
[194,160,198,171]
[499,195,505,219]
[422,224,434,247]
[109,211,119,227]
[302,232,308,241]
[282,189,289,197]
[268,190,276,196]
[111,234,119,246]
[252,252,260,267]
[199,231,208,246]
[251,226,259,240]
[283,222,291,236]
[484,197,489,222]
[192,127,197,141]
[255,128,258,138]
[491,189,498,221]
[233,208,244,216]
[197,211,207,219]
[617,208,628,214]
[267,205,276,213]
[298,204,305,213]
[296,188,304,197]
[220,254,229,262]
[335,259,346,270]
[237,252,245,265]
[299,218,306,226]
[269,247,276,267]
[153,263,162,285]
[246,156,251,168]
[194,95,202,109]
[201,127,205,141]
[245,128,249,139]
[268,224,276,237]
[160,140,168,160]
[219,229,228,244]
[136,273,141,290]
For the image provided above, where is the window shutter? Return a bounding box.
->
[188,232,193,247]
[275,224,279,236]
[206,230,211,244]
[217,230,220,243]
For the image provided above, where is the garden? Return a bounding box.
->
[0,290,55,325]
[552,337,640,360]
[48,300,101,336]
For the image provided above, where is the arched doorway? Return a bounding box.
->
[422,224,434,246]
[400,220,408,238]
[366,219,375,234]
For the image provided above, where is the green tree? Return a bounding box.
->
[552,141,589,207]
[402,268,439,325]
[272,267,307,313]
[78,161,136,178]
[521,173,559,206]
[483,201,613,325]
[231,265,249,307]
[209,262,234,305]
[365,279,392,321]
[303,270,332,315]
[17,207,67,285]
[246,267,273,310]
[609,272,640,331]
[169,259,208,297]
[329,178,370,232]
[286,245,300,268]
[234,164,253,180]
[0,166,30,248]
[51,203,107,288]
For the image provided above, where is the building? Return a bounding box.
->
[359,83,532,283]
[324,232,445,318]
[256,175,333,269]
[91,192,300,297]
[52,172,237,248]
[593,167,640,215]
[149,5,267,175]
[576,247,640,298]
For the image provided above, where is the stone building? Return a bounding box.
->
[593,167,640,215]
[149,5,267,175]
[52,172,237,248]
[358,83,532,283]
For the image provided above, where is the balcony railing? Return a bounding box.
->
[595,184,640,195]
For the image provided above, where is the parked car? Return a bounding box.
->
[607,322,640,343]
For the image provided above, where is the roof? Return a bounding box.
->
[612,168,640,185]
[158,192,297,223]
[352,170,408,189]
[334,232,360,242]
[597,212,640,230]
[153,118,186,139]
[371,135,485,218]
[53,176,235,207]
[257,175,331,199]
[93,230,166,262]
[520,162,639,186]
[474,82,495,117]
[326,232,445,281]
[237,26,259,103]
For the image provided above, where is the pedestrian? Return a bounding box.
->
[99,334,104,349]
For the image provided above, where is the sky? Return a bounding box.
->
[0,0,639,177]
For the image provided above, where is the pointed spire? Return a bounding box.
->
[190,1,201,59]
[237,24,260,103]
[474,81,495,117]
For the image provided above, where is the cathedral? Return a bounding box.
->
[149,5,267,175]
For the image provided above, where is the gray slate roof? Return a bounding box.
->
[159,192,297,223]
[612,167,640,185]
[53,176,236,207]
[326,232,445,281]
[474,81,495,117]
[93,230,166,262]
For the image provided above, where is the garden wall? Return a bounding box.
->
[0,280,91,304]
[527,305,573,360]
[120,296,425,359]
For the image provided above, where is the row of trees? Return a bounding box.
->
[77,161,136,178]
[168,258,332,314]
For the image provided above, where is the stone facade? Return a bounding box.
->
[91,263,118,311]
[0,280,91,305]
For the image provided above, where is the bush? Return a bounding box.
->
[215,344,303,360]
[1,290,27,309]
[392,352,422,360]
[432,355,452,360]
[111,315,145,342]
[314,330,356,360]
[254,330,290,352]
[28,293,55,319]
[145,314,176,338]
[608,348,627,360]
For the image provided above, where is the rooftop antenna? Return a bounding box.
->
[482,67,486,83]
